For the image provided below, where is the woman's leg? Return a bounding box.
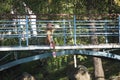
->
[51,41,56,58]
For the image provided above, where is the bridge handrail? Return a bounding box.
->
[0,15,120,46]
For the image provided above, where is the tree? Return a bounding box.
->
[1,0,120,80]
[90,22,105,80]
[85,1,106,79]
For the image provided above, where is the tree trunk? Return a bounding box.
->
[93,57,105,80]
[90,22,105,80]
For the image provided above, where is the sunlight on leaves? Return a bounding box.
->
[114,0,120,6]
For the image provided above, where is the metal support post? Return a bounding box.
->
[119,15,120,43]
[73,15,77,68]
[105,20,108,43]
[18,18,22,46]
[26,15,29,46]
[63,19,66,45]
[73,15,77,45]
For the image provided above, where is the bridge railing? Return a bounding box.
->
[0,15,119,46]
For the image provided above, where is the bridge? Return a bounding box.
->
[0,14,120,71]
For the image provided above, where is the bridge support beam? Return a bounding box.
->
[0,50,120,71]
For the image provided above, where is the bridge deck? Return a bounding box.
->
[0,44,119,51]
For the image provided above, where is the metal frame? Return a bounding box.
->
[0,49,120,71]
[0,16,119,46]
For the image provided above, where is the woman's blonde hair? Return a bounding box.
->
[46,23,53,30]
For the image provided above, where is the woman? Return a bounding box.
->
[46,23,56,57]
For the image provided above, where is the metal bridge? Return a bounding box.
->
[0,14,120,71]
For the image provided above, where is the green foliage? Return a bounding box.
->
[77,55,87,61]
[0,38,19,46]
[1,0,120,80]
[114,0,120,6]
[0,0,12,14]
[0,0,120,15]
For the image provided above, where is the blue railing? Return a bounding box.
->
[0,15,119,46]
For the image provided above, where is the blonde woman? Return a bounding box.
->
[46,23,56,57]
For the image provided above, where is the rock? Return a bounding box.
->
[15,72,36,80]
[110,76,120,80]
[67,65,91,80]
[74,65,91,80]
